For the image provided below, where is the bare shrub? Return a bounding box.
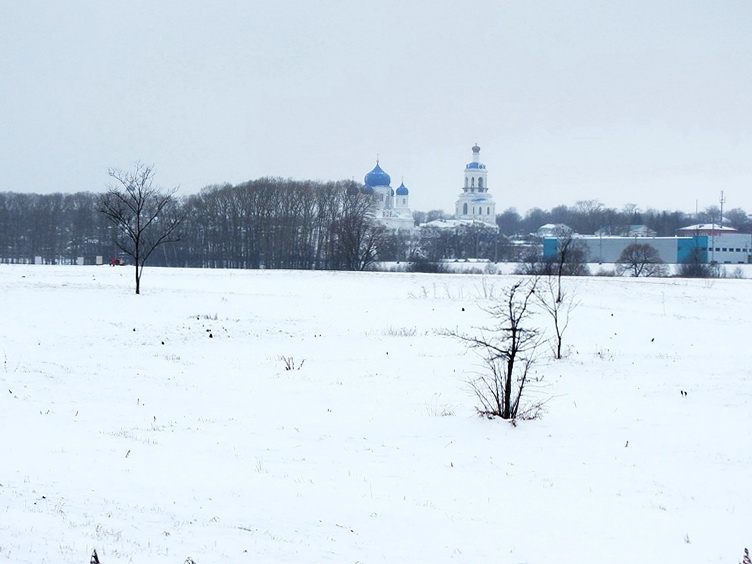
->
[382,326,418,337]
[407,256,450,273]
[677,247,719,278]
[447,279,542,420]
[281,356,305,371]
[730,267,745,279]
[425,393,456,417]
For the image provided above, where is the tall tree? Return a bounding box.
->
[99,163,184,294]
[332,187,385,270]
[724,208,750,232]
[496,207,522,237]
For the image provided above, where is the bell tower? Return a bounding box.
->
[463,144,488,193]
[455,144,496,223]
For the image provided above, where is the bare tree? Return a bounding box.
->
[554,230,590,276]
[573,199,605,233]
[725,207,750,232]
[615,243,667,277]
[513,233,579,360]
[516,229,589,277]
[448,279,542,420]
[698,205,721,225]
[100,163,184,294]
[536,274,577,360]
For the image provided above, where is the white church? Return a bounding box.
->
[359,144,498,231]
[359,161,415,231]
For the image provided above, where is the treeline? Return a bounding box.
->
[0,179,389,269]
[1,179,749,267]
[168,178,380,269]
[0,192,112,264]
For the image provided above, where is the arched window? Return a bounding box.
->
[471,177,475,187]
[463,203,468,215]
[465,177,468,188]
[487,206,491,215]
[478,178,483,189]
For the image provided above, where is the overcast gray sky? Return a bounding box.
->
[2,0,750,214]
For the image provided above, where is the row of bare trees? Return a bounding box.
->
[0,191,113,264]
[166,177,385,271]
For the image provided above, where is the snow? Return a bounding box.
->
[1,265,750,563]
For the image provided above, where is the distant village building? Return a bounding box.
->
[625,225,657,237]
[675,224,738,236]
[455,144,496,226]
[537,223,572,238]
[593,224,656,237]
[419,217,499,233]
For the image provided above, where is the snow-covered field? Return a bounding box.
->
[1,265,750,563]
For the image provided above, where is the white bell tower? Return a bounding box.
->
[455,144,496,224]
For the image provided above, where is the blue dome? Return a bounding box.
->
[396,182,409,196]
[390,188,395,196]
[361,185,374,195]
[364,163,391,187]
[465,162,486,170]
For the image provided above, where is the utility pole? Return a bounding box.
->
[717,190,726,265]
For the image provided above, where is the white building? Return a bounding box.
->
[455,144,496,226]
[543,233,752,265]
[360,161,415,231]
[674,224,752,264]
[695,232,752,264]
